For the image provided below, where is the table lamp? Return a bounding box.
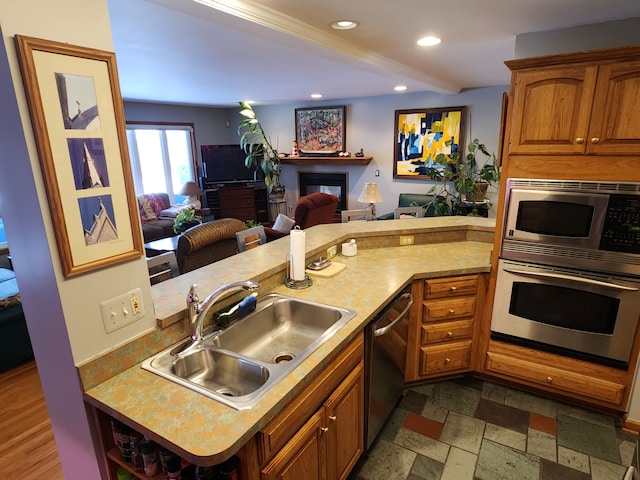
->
[358,182,382,218]
[178,181,203,209]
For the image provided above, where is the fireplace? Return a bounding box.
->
[298,172,347,220]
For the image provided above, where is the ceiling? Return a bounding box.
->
[107,0,640,107]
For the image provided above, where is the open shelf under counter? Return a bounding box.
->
[280,156,373,165]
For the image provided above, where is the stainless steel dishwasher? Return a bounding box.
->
[364,286,413,450]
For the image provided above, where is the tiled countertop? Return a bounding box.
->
[84,217,495,466]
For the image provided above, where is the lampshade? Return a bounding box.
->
[358,182,383,219]
[358,182,382,204]
[178,181,202,196]
[178,181,203,209]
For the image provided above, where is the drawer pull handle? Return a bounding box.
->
[329,415,337,422]
[448,309,455,315]
[321,427,329,433]
[449,286,457,292]
[590,137,600,144]
[575,137,584,144]
[447,331,454,338]
[546,376,553,384]
[444,357,451,365]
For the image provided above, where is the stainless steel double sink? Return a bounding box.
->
[142,293,356,410]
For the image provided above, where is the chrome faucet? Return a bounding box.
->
[186,280,261,344]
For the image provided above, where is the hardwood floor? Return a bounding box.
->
[0,361,64,479]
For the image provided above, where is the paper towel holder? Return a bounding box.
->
[285,252,313,289]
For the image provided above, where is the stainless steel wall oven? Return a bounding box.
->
[491,179,640,369]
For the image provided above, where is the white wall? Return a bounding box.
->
[244,86,507,218]
[516,17,640,58]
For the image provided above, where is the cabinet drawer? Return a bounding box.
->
[421,319,474,345]
[423,297,476,322]
[424,275,478,299]
[420,341,472,376]
[485,351,625,406]
[223,206,255,218]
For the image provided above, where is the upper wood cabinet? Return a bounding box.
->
[507,48,640,156]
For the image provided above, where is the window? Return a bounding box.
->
[126,122,197,204]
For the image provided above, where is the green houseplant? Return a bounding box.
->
[173,208,202,234]
[424,138,501,216]
[237,101,283,195]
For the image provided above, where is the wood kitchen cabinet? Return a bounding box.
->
[485,340,628,410]
[260,365,363,480]
[507,47,640,156]
[406,274,483,382]
[255,332,364,480]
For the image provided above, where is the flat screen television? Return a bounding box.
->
[201,144,264,185]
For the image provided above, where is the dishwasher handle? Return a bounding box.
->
[374,292,413,337]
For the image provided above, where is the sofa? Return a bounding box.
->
[0,268,33,372]
[377,193,447,220]
[137,193,194,243]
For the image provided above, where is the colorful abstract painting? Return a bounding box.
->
[394,106,468,179]
[295,105,345,152]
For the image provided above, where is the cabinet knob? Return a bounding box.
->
[329,415,337,422]
[546,376,553,384]
[447,331,454,338]
[590,137,600,144]
[448,309,455,315]
[449,286,457,293]
[321,427,329,433]
[575,137,584,144]
[444,358,451,365]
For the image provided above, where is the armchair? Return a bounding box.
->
[176,218,245,274]
[265,192,339,241]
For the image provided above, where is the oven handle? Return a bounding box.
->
[374,293,414,337]
[503,267,639,291]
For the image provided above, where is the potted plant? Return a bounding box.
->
[237,101,284,198]
[424,138,501,216]
[173,208,202,234]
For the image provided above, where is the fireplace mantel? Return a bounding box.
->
[280,156,372,165]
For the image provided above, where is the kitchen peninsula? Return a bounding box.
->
[82,217,494,478]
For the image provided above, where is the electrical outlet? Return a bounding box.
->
[100,288,145,333]
[326,245,338,258]
[399,235,414,246]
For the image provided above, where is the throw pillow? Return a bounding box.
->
[272,213,296,232]
[138,196,158,223]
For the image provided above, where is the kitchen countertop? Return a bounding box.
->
[83,217,494,465]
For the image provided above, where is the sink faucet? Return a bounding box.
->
[186,280,261,344]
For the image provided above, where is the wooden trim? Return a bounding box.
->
[622,417,640,436]
[505,45,640,71]
[280,156,372,165]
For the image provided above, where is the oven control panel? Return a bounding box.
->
[600,195,640,254]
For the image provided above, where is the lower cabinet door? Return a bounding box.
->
[325,363,364,480]
[261,409,327,480]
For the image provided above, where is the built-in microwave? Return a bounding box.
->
[501,179,640,276]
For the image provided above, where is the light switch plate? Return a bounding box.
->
[100,288,145,333]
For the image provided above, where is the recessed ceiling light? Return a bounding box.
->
[417,36,442,47]
[310,93,323,99]
[330,20,359,30]
[394,85,408,92]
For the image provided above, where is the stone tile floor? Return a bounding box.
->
[349,378,638,480]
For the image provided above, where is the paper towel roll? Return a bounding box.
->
[290,228,306,281]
